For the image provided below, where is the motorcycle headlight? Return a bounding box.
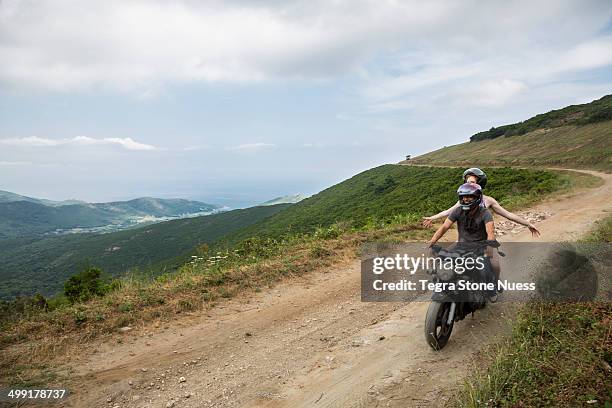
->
[436,266,454,281]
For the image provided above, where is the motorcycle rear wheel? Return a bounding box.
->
[424,301,454,350]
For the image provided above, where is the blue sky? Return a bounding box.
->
[1,1,611,207]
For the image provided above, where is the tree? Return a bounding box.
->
[64,267,108,303]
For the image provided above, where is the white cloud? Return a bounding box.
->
[302,142,325,148]
[0,160,31,166]
[1,1,610,205]
[1,0,610,92]
[555,36,612,72]
[453,79,529,107]
[361,60,485,103]
[93,137,157,151]
[228,143,276,152]
[180,145,210,152]
[357,34,612,112]
[0,136,157,151]
[0,136,59,147]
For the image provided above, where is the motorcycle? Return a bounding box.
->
[424,240,504,350]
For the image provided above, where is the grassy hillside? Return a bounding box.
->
[0,204,289,299]
[406,120,612,172]
[0,201,114,238]
[470,94,612,142]
[219,165,570,245]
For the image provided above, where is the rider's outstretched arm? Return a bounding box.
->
[487,197,541,237]
[428,218,454,246]
[484,219,500,280]
[422,201,460,227]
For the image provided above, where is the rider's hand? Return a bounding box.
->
[528,224,541,237]
[485,239,500,248]
[425,241,436,256]
[422,217,433,228]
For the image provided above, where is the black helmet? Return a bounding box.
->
[463,167,487,189]
[457,183,483,211]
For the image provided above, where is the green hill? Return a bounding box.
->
[218,165,568,245]
[92,197,218,218]
[0,201,134,238]
[470,94,612,142]
[406,95,612,172]
[0,204,289,299]
[0,189,85,206]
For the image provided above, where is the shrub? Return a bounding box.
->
[118,303,133,313]
[234,237,280,258]
[314,224,343,240]
[73,308,87,324]
[310,243,331,258]
[0,293,49,323]
[63,267,110,303]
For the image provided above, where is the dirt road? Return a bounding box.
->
[63,169,611,408]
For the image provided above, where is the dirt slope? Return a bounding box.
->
[61,169,611,408]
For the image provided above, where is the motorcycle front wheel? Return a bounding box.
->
[424,301,454,350]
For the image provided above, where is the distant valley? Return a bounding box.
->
[0,190,222,239]
[0,203,290,299]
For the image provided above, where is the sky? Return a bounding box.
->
[1,0,611,208]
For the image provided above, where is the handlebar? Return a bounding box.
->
[484,239,501,248]
[429,240,504,256]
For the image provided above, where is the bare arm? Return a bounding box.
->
[485,220,495,241]
[428,218,454,246]
[422,201,460,227]
[485,220,495,257]
[487,197,541,237]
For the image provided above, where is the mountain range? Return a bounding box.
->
[0,191,220,239]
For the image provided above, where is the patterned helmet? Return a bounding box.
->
[457,183,483,211]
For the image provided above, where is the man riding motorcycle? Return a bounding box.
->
[424,183,500,349]
[424,183,499,350]
[427,182,495,247]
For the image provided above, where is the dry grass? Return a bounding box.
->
[454,302,612,408]
[405,121,612,172]
[453,216,612,407]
